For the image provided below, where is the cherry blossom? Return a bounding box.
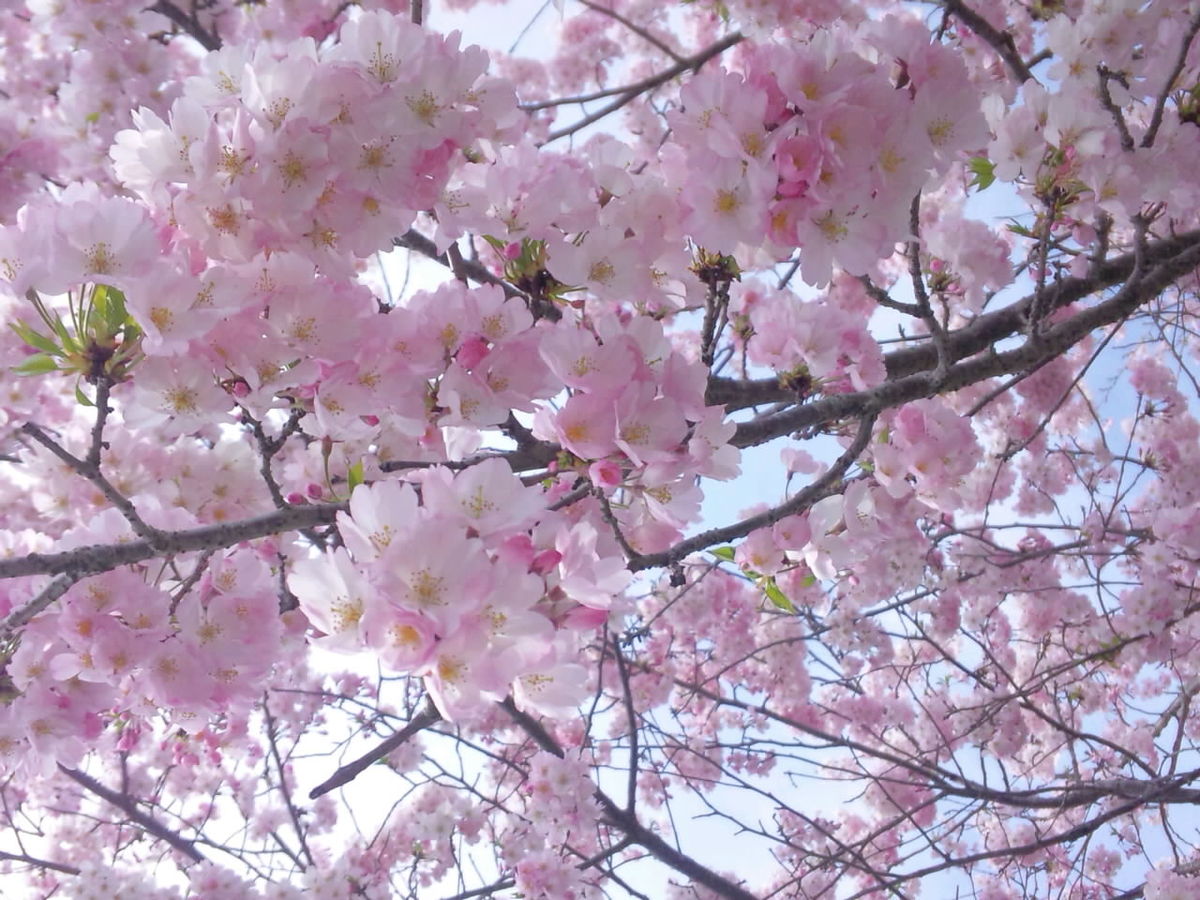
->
[0,1,1198,897]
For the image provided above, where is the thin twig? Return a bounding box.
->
[393,230,525,299]
[2,573,81,635]
[1142,9,1200,148]
[1097,66,1134,152]
[0,849,81,876]
[578,0,682,62]
[540,32,743,145]
[262,697,316,868]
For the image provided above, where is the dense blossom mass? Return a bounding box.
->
[0,0,1199,897]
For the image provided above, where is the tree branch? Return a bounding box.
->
[499,699,759,899]
[22,422,163,546]
[393,229,526,300]
[729,232,1200,449]
[58,764,204,863]
[629,414,876,571]
[262,697,316,868]
[0,503,343,583]
[0,849,81,876]
[540,32,743,145]
[941,0,1035,83]
[147,0,220,52]
[308,696,441,799]
[1142,8,1200,148]
[709,230,1200,416]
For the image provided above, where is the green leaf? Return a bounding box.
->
[92,283,110,321]
[967,155,996,191]
[762,577,796,614]
[347,460,365,492]
[709,546,736,562]
[92,284,131,337]
[109,286,128,316]
[75,382,94,407]
[12,353,61,376]
[10,321,62,356]
[47,313,76,353]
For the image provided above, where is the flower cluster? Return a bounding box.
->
[289,460,628,719]
[0,550,293,776]
[872,397,982,512]
[985,2,1200,230]
[664,19,989,285]
[732,276,886,392]
[111,10,518,270]
[532,313,738,550]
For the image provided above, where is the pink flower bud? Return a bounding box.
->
[530,549,563,575]
[589,460,622,488]
[456,335,490,369]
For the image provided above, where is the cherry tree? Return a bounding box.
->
[0,0,1199,896]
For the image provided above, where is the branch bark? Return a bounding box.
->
[0,503,342,583]
[710,230,1200,418]
[727,231,1200,449]
[308,696,441,799]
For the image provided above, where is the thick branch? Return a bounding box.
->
[708,230,1200,416]
[308,697,441,799]
[941,0,1035,83]
[0,503,342,582]
[730,232,1200,449]
[147,0,220,52]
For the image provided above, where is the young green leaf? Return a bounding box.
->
[347,460,365,492]
[762,577,796,614]
[13,353,61,376]
[10,321,62,356]
[967,156,996,191]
